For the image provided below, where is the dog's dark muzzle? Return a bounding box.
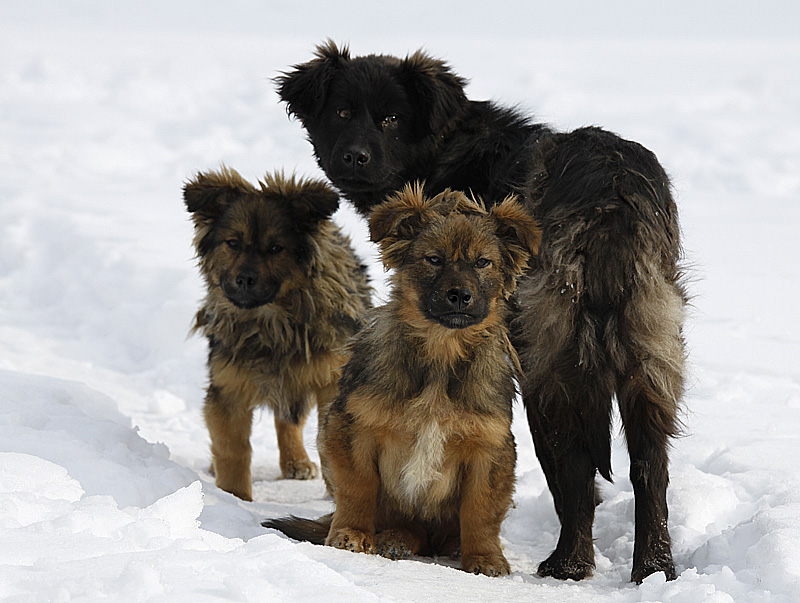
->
[221,272,279,310]
[325,132,391,190]
[342,145,371,169]
[426,287,485,329]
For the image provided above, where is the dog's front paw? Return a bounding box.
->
[326,528,375,554]
[280,458,319,480]
[462,553,511,577]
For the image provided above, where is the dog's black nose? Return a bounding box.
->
[343,147,371,168]
[235,271,257,291]
[446,288,473,310]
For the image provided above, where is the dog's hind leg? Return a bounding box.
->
[315,382,339,494]
[374,522,427,560]
[617,278,684,583]
[275,409,318,481]
[526,399,603,522]
[525,402,564,520]
[526,363,614,582]
[617,382,678,583]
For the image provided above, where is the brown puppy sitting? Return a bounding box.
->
[184,167,371,501]
[264,184,540,576]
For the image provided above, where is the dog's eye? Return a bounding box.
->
[225,239,241,251]
[475,258,491,269]
[425,255,442,266]
[268,244,284,255]
[337,109,351,119]
[381,114,399,128]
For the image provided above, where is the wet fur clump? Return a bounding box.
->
[264,185,541,577]
[276,41,688,583]
[184,167,371,501]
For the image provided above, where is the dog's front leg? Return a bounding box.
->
[459,451,514,577]
[204,386,254,501]
[324,424,379,554]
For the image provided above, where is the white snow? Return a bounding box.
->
[1,1,799,601]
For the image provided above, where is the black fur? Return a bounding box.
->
[277,41,686,583]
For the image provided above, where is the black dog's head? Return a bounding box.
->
[184,167,339,310]
[275,40,468,215]
[369,183,541,331]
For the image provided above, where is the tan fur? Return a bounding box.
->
[315,187,541,575]
[185,167,371,500]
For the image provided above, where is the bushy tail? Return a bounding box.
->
[261,513,333,546]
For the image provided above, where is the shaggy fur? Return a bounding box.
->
[275,42,687,583]
[264,185,541,576]
[184,167,371,501]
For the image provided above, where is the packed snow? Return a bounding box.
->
[1,2,799,601]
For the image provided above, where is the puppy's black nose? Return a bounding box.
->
[446,288,473,310]
[235,271,257,291]
[343,147,371,167]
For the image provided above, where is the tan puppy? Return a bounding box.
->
[184,167,371,501]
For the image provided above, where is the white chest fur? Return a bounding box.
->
[400,419,448,503]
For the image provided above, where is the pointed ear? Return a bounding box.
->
[488,195,541,293]
[291,181,340,225]
[183,167,254,224]
[399,50,468,135]
[261,172,340,226]
[274,40,350,124]
[369,182,436,269]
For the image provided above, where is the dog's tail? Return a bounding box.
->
[261,513,333,545]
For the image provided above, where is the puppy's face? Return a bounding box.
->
[402,215,502,329]
[202,200,297,310]
[184,169,339,310]
[304,63,415,206]
[276,41,468,215]
[370,184,542,330]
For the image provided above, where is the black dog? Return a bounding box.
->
[276,41,687,584]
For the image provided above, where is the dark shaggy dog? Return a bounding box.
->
[264,185,541,576]
[184,167,371,501]
[275,42,687,583]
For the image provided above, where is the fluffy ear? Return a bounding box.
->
[289,180,340,225]
[261,172,340,226]
[489,195,542,293]
[369,182,435,269]
[183,166,254,224]
[274,39,350,124]
[399,50,468,135]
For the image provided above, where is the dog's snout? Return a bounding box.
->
[446,287,473,310]
[343,146,371,168]
[235,271,257,291]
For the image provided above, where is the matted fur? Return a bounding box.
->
[264,187,541,577]
[184,167,371,501]
[276,42,688,583]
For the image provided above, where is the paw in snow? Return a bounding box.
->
[462,553,511,577]
[326,528,375,554]
[280,458,319,480]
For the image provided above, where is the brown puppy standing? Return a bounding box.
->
[184,167,371,501]
[265,184,540,577]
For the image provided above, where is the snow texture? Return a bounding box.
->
[1,1,799,601]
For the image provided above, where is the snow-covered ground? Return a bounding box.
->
[1,2,799,601]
